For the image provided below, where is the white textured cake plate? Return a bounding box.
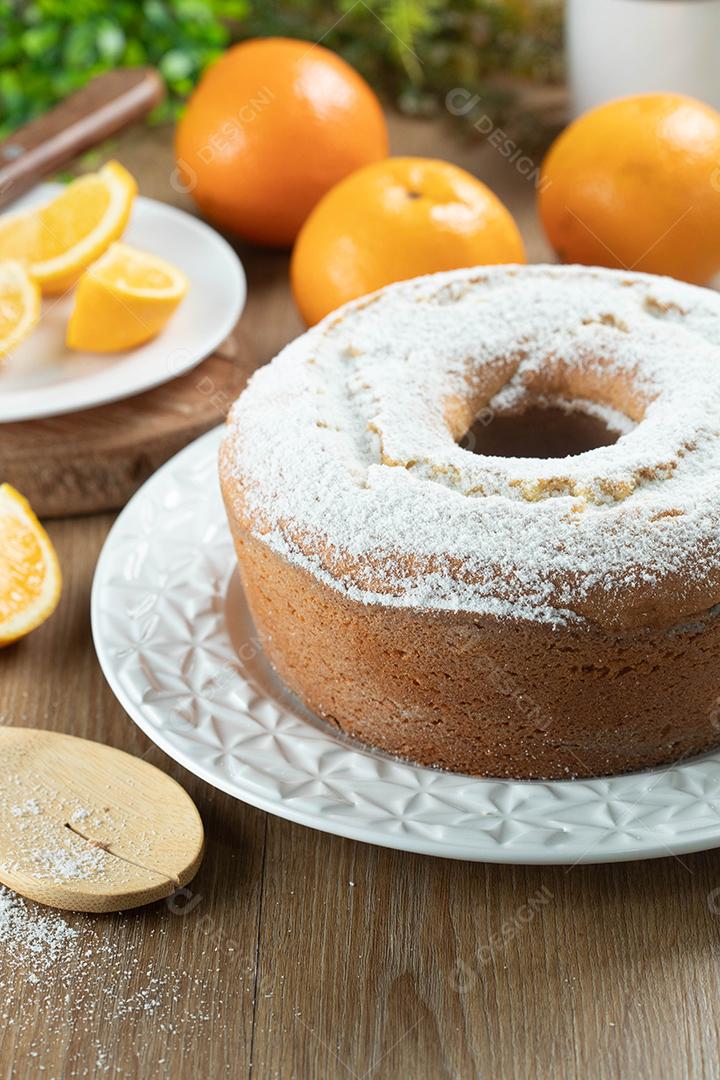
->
[91,429,720,865]
[0,184,245,422]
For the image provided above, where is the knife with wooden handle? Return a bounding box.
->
[0,67,164,210]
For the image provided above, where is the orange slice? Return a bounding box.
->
[0,161,137,294]
[66,242,189,353]
[0,484,62,647]
[0,261,40,363]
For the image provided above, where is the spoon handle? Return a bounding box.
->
[0,67,164,211]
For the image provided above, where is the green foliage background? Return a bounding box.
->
[0,0,563,139]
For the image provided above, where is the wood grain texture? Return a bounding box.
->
[2,112,720,1080]
[0,325,256,517]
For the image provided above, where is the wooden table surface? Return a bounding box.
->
[3,112,720,1080]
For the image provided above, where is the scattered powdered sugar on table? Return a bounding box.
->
[221,264,720,625]
[0,885,228,1076]
[0,886,78,968]
[0,766,224,1070]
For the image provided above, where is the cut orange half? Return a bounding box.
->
[66,242,189,353]
[0,161,137,294]
[0,261,40,363]
[0,484,62,647]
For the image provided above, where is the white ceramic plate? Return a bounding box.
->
[91,429,720,864]
[0,184,245,422]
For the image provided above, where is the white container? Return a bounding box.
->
[567,0,720,117]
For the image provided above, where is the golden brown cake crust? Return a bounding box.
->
[230,528,720,780]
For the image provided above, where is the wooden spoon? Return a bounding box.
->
[0,727,204,913]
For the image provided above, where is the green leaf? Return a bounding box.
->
[211,0,247,19]
[21,23,60,57]
[62,23,98,69]
[96,20,125,62]
[122,39,147,66]
[159,47,195,81]
[143,0,172,28]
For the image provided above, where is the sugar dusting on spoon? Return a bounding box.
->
[0,728,204,912]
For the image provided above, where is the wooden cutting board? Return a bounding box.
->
[0,323,259,518]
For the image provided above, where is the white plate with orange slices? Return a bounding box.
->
[0,162,246,423]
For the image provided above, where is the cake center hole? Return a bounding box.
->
[460,403,627,460]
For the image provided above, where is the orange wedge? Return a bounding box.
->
[66,242,188,352]
[0,484,62,647]
[0,161,137,294]
[0,261,40,363]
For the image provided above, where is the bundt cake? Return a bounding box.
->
[219,265,720,779]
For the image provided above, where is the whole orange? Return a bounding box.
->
[174,37,388,247]
[291,157,526,324]
[539,93,720,284]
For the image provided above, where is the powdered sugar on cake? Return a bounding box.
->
[221,265,720,626]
